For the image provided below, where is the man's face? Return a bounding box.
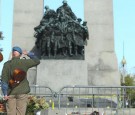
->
[12,51,21,57]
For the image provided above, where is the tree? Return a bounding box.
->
[124,74,135,107]
[125,74,135,86]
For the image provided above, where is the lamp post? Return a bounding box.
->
[121,56,126,85]
[121,56,127,108]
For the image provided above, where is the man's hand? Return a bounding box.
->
[22,50,28,55]
[4,95,9,100]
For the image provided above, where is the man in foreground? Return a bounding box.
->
[1,46,40,115]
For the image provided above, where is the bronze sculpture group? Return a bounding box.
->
[34,0,89,59]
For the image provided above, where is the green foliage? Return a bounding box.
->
[124,74,135,86]
[123,74,135,107]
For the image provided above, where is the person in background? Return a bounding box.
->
[1,46,40,115]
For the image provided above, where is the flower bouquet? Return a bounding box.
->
[26,95,49,115]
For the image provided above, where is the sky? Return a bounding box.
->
[0,0,13,73]
[113,0,135,73]
[0,0,135,74]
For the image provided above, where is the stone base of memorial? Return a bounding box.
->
[36,60,88,91]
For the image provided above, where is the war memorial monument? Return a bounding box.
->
[12,0,120,91]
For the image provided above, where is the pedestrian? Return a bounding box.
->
[1,46,40,115]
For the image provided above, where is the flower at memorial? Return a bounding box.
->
[26,95,49,113]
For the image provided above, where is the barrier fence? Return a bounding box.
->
[30,85,135,115]
[57,86,135,115]
[1,85,135,115]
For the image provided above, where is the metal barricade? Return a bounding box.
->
[29,85,55,105]
[30,85,54,96]
[1,85,135,115]
[58,86,135,115]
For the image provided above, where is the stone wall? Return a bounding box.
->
[84,0,120,86]
[12,0,43,51]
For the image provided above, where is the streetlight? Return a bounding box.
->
[121,56,126,67]
[121,56,126,85]
[120,40,127,85]
[121,56,127,108]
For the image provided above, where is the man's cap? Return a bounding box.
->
[12,46,22,54]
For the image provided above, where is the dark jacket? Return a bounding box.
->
[1,53,40,95]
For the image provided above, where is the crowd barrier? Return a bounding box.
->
[1,85,135,115]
